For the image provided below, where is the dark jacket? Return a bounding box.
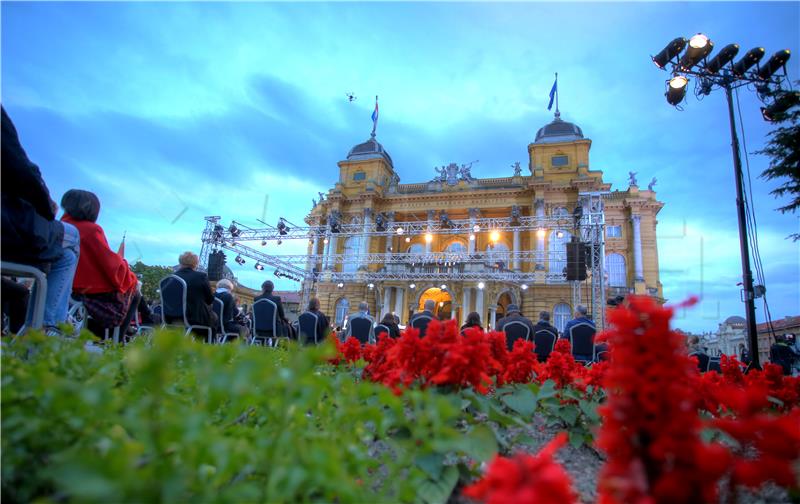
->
[171,267,214,326]
[460,321,483,334]
[409,310,435,337]
[214,290,240,332]
[562,316,595,339]
[310,309,331,341]
[1,107,64,265]
[378,320,401,339]
[496,313,536,350]
[254,293,287,323]
[533,320,559,339]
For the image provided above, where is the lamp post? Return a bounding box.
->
[653,34,793,369]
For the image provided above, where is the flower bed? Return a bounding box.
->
[2,296,798,503]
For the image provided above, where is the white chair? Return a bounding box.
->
[1,261,47,332]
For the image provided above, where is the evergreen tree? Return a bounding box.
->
[131,261,174,302]
[756,84,800,240]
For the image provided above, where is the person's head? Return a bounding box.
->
[261,280,274,294]
[575,305,588,318]
[465,311,482,326]
[136,280,143,294]
[61,189,101,222]
[381,313,395,325]
[217,278,234,291]
[423,299,435,312]
[539,311,551,322]
[358,301,369,313]
[179,251,199,270]
[308,297,320,311]
[506,304,520,315]
[393,313,400,325]
[688,335,700,346]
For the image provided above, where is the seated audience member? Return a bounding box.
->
[460,311,483,334]
[377,312,401,338]
[135,282,155,326]
[562,304,596,338]
[562,305,597,362]
[533,311,559,361]
[1,107,80,335]
[61,189,140,338]
[254,280,289,337]
[299,297,330,344]
[534,311,558,339]
[495,304,536,351]
[214,278,248,339]
[346,301,375,344]
[151,302,163,325]
[409,299,436,337]
[169,251,216,329]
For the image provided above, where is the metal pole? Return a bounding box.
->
[724,81,761,369]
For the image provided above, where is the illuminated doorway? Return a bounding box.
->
[418,287,453,320]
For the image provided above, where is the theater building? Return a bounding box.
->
[305,112,664,332]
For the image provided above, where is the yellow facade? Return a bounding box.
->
[306,114,664,333]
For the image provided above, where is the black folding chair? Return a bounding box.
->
[159,275,213,343]
[213,298,239,344]
[1,261,47,333]
[252,298,280,346]
[502,321,531,351]
[374,323,390,340]
[410,314,433,338]
[298,311,320,345]
[689,351,711,373]
[707,357,722,373]
[533,328,557,362]
[347,316,374,345]
[568,322,596,364]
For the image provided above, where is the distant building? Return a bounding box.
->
[701,316,747,358]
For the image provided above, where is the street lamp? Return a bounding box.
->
[653,33,793,369]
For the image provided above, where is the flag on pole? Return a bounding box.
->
[547,76,558,111]
[370,95,379,137]
[117,231,126,258]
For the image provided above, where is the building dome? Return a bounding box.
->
[346,136,393,166]
[534,114,584,144]
[724,315,746,327]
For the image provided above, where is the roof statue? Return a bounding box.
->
[318,192,325,202]
[432,161,477,186]
[648,177,657,191]
[512,161,522,177]
[628,171,638,187]
[312,198,317,208]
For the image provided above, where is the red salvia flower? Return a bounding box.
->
[503,339,540,384]
[463,432,578,504]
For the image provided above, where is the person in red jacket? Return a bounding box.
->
[60,189,140,339]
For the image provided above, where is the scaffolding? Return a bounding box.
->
[199,191,609,326]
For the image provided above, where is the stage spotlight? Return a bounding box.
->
[706,43,740,74]
[473,224,480,233]
[761,90,800,122]
[489,230,500,242]
[521,284,528,290]
[375,214,386,232]
[277,218,290,236]
[757,49,791,80]
[666,75,689,106]
[396,227,404,235]
[556,230,565,239]
[277,239,282,245]
[409,283,416,289]
[732,47,765,77]
[477,281,485,289]
[536,228,546,239]
[440,284,447,290]
[337,282,344,289]
[261,240,267,246]
[405,237,411,243]
[368,283,375,290]
[254,262,264,271]
[652,37,687,69]
[323,238,329,244]
[229,224,241,237]
[424,233,433,243]
[678,33,713,71]
[469,233,476,241]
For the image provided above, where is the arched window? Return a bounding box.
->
[335,298,350,326]
[446,241,466,254]
[487,242,510,269]
[553,303,571,333]
[606,253,627,287]
[343,236,363,273]
[552,207,569,218]
[548,230,571,275]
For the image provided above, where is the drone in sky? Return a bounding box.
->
[345,92,357,103]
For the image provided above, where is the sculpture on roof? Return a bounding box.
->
[312,198,317,208]
[648,177,657,191]
[628,171,638,187]
[318,192,326,202]
[512,161,522,177]
[460,161,476,182]
[432,161,477,185]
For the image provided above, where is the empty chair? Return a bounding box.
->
[252,297,280,346]
[159,275,213,343]
[533,328,557,362]
[568,322,596,364]
[502,321,532,351]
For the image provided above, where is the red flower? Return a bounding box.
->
[340,337,362,363]
[463,432,578,504]
[503,339,540,384]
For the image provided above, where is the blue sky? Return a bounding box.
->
[2,2,798,332]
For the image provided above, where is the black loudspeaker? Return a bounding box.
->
[208,251,226,281]
[566,240,587,281]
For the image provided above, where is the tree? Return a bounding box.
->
[131,261,174,302]
[756,84,800,240]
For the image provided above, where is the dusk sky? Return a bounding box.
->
[2,2,798,332]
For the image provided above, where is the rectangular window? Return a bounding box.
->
[551,155,569,167]
[353,171,366,181]
[606,225,621,238]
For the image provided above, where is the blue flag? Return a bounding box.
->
[547,78,557,111]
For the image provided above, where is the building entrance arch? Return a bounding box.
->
[418,287,452,320]
[495,290,515,319]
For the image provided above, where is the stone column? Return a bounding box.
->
[513,230,521,271]
[385,212,395,260]
[307,235,319,272]
[322,231,331,270]
[326,235,338,271]
[468,208,478,254]
[382,287,392,319]
[535,199,545,270]
[489,307,497,329]
[394,288,405,323]
[632,214,644,281]
[475,288,484,327]
[462,288,472,325]
[451,304,458,320]
[361,209,372,270]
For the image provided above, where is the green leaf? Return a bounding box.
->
[463,425,498,461]
[415,453,445,480]
[536,380,557,400]
[417,465,459,504]
[558,405,579,426]
[568,430,585,448]
[500,387,538,417]
[579,399,600,423]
